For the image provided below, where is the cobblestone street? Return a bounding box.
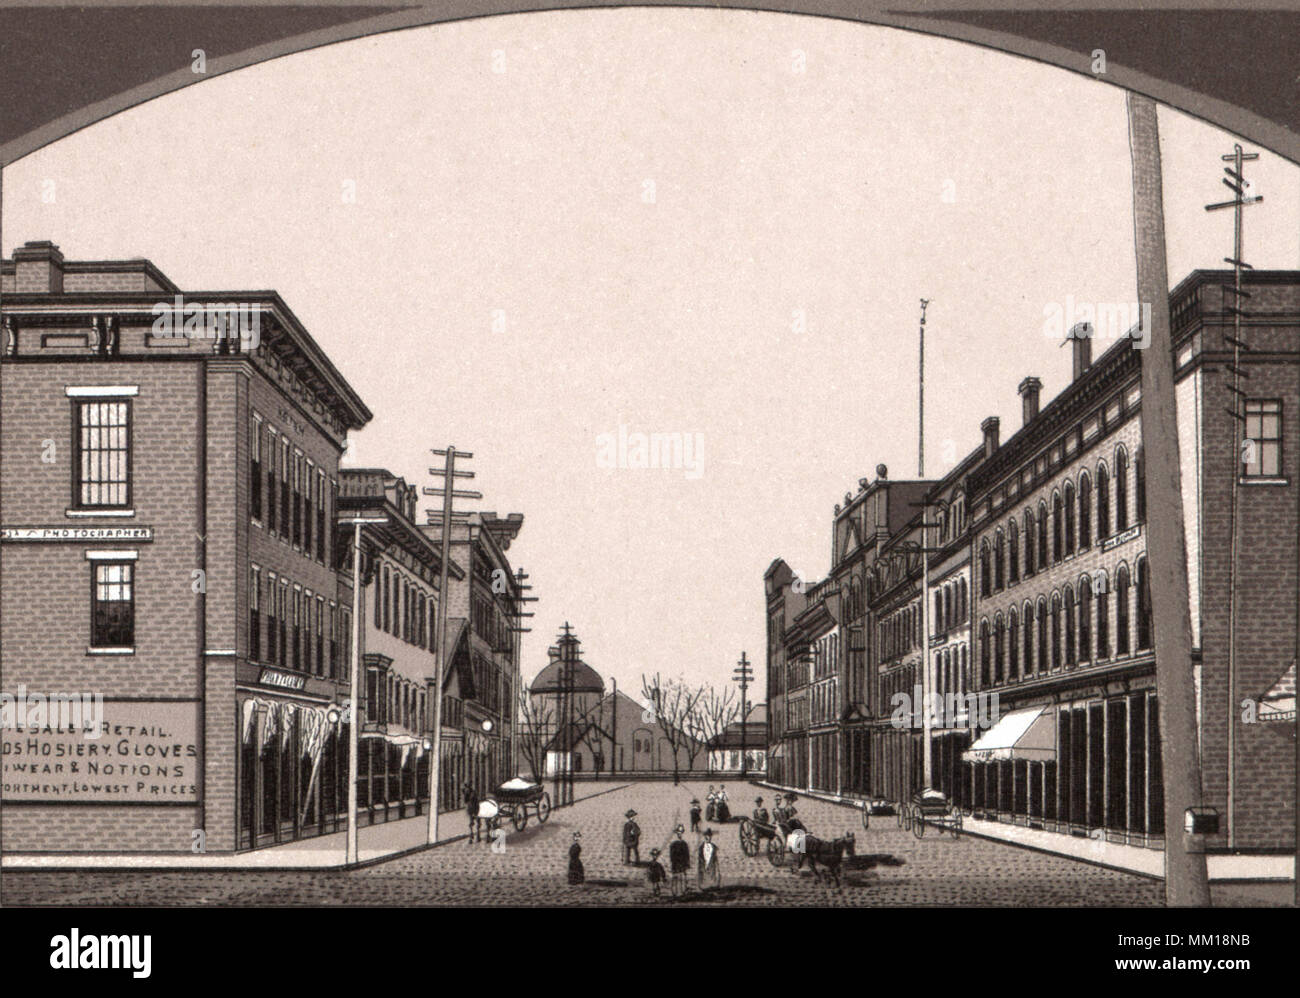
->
[9,779,1257,907]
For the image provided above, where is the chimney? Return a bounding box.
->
[1069,321,1093,381]
[13,241,64,293]
[1018,377,1043,426]
[981,416,1000,458]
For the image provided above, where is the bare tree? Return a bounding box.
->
[641,672,704,785]
[695,684,741,774]
[516,686,554,785]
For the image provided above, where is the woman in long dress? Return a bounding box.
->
[705,786,717,822]
[567,831,585,885]
[716,784,731,823]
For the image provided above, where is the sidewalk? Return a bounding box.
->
[756,781,1295,883]
[1,782,631,871]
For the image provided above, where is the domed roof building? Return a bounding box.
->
[530,653,605,696]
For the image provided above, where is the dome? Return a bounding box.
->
[530,657,604,695]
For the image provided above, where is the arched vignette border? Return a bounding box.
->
[0,1,1297,172]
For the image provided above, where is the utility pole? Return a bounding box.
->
[423,446,480,844]
[343,514,387,865]
[1205,141,1262,852]
[611,677,618,777]
[733,652,753,778]
[1126,92,1211,906]
[918,298,931,478]
[508,567,535,778]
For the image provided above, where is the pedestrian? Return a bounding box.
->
[622,808,641,865]
[689,798,702,833]
[568,831,585,885]
[716,784,731,822]
[772,795,787,828]
[668,824,690,896]
[752,796,769,824]
[705,785,717,822]
[646,847,666,897]
[463,784,479,843]
[696,828,721,890]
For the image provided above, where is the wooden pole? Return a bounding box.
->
[1126,92,1211,906]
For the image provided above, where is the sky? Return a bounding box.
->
[3,8,1298,706]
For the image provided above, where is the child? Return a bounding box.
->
[646,847,666,896]
[689,798,702,833]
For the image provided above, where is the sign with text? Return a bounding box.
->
[258,669,306,691]
[1,526,154,542]
[1,700,198,802]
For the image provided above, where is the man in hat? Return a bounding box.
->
[697,828,721,890]
[668,824,690,896]
[784,793,806,833]
[622,809,641,865]
[752,796,770,825]
[645,847,667,897]
[689,798,702,833]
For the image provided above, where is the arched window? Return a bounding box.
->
[1024,510,1036,577]
[945,586,954,633]
[1116,565,1131,655]
[1064,586,1076,665]
[1023,601,1034,675]
[935,591,944,635]
[1050,593,1062,669]
[1008,520,1020,585]
[1137,557,1153,651]
[1115,447,1130,531]
[1037,501,1049,570]
[1097,463,1111,538]
[1079,472,1093,550]
[994,528,1005,591]
[1079,578,1092,661]
[958,578,967,620]
[979,620,991,687]
[1064,482,1076,556]
[994,613,1005,683]
[960,645,969,696]
[980,541,991,598]
[1136,447,1146,523]
[1009,608,1020,680]
[1036,599,1048,675]
[375,567,384,629]
[1096,571,1110,658]
[1052,491,1063,563]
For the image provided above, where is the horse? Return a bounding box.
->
[795,832,856,889]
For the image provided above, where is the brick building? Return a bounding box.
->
[763,268,1297,856]
[422,511,525,797]
[966,271,1298,853]
[1,241,371,855]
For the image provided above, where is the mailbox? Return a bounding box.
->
[1184,807,1219,835]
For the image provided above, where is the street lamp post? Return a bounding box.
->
[344,514,387,867]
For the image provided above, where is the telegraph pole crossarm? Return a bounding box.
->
[733,652,753,779]
[427,445,475,846]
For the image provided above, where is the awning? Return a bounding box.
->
[962,706,1056,763]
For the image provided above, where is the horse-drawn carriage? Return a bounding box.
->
[739,810,856,886]
[737,812,795,866]
[899,788,962,839]
[491,777,552,831]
